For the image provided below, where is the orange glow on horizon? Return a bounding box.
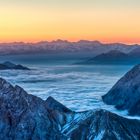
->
[0,0,140,44]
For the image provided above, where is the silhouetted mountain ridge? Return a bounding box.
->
[0,61,30,70]
[76,50,140,65]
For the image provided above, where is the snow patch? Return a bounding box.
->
[94,131,105,140]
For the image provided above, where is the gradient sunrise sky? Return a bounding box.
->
[0,0,140,43]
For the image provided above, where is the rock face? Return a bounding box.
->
[1,78,140,139]
[102,64,140,116]
[62,110,140,140]
[0,61,30,70]
[46,96,72,113]
[0,78,65,140]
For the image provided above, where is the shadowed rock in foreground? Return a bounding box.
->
[0,78,140,140]
[0,61,30,70]
[102,64,140,116]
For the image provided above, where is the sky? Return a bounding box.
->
[0,0,140,44]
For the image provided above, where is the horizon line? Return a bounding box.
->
[0,39,139,45]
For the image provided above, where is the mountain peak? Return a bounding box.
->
[3,61,16,67]
[81,50,129,65]
[51,39,69,43]
[77,40,101,45]
[0,77,8,83]
[46,96,72,113]
[0,77,13,91]
[102,64,140,115]
[0,62,30,70]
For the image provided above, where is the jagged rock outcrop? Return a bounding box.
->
[0,61,30,70]
[46,96,72,113]
[102,64,140,116]
[0,78,65,140]
[62,110,140,140]
[1,78,140,140]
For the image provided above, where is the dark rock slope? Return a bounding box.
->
[102,64,140,116]
[0,78,65,140]
[1,78,140,140]
[0,61,30,70]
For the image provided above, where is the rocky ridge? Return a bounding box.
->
[0,78,140,139]
[102,64,140,116]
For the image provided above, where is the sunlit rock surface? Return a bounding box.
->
[0,78,140,140]
[102,64,140,116]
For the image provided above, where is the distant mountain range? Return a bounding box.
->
[0,40,139,57]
